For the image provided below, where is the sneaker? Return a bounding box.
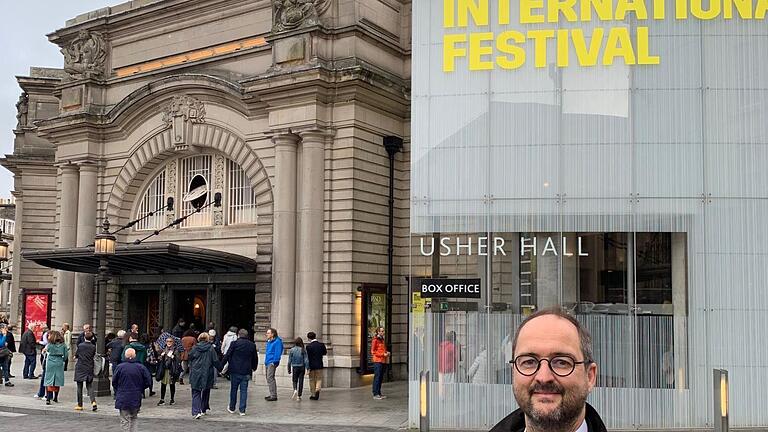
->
[92,402,98,412]
[74,405,83,411]
[32,394,41,399]
[239,412,246,416]
[149,391,156,397]
[373,395,387,400]
[157,400,165,406]
[227,408,236,414]
[296,396,301,401]
[265,396,277,401]
[46,400,51,405]
[4,382,13,387]
[291,390,298,400]
[169,400,176,406]
[194,413,203,420]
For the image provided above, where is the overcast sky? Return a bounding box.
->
[0,1,118,198]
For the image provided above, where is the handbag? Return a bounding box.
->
[0,346,9,358]
[93,355,105,377]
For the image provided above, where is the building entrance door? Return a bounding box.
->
[220,288,255,339]
[126,290,160,337]
[172,289,207,332]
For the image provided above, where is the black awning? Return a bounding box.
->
[22,243,257,275]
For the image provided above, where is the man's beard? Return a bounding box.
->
[514,380,588,432]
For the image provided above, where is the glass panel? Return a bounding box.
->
[227,160,257,225]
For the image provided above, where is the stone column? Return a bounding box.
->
[8,192,22,326]
[73,164,98,329]
[295,130,326,339]
[54,165,79,329]
[271,133,299,339]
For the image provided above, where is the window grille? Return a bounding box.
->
[135,170,166,231]
[227,160,257,225]
[179,155,212,228]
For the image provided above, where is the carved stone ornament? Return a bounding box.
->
[61,30,108,80]
[272,0,331,33]
[162,95,206,151]
[15,93,29,129]
[162,95,206,126]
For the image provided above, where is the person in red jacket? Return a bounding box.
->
[370,327,389,400]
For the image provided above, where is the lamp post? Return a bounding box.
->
[93,218,116,396]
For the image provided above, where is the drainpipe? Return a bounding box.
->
[383,136,403,380]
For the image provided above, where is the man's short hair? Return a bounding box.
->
[229,326,238,333]
[237,329,249,338]
[125,348,136,359]
[117,329,126,338]
[307,331,316,340]
[512,307,594,364]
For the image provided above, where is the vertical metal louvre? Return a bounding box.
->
[179,155,212,228]
[135,169,165,231]
[227,159,257,225]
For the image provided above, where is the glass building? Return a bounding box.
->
[409,1,768,429]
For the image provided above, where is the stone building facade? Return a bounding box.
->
[1,0,412,387]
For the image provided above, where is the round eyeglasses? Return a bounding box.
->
[510,355,590,377]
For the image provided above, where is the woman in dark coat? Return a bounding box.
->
[155,336,182,406]
[187,332,219,418]
[74,332,97,411]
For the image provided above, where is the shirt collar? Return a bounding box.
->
[525,418,588,432]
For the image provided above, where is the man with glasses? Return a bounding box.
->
[491,308,607,432]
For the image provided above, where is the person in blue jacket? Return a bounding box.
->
[263,327,283,401]
[112,348,152,432]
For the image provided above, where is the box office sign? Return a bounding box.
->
[415,278,482,299]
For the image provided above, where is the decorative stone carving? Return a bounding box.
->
[162,95,206,151]
[165,159,178,226]
[162,95,206,126]
[15,93,28,129]
[61,30,108,80]
[272,0,331,33]
[212,154,225,226]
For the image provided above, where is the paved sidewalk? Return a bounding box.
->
[0,356,408,430]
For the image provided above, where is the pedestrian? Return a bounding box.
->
[139,333,158,397]
[19,322,38,379]
[74,331,98,411]
[287,337,308,401]
[188,332,219,419]
[62,323,72,371]
[208,329,221,388]
[179,329,197,385]
[438,330,458,392]
[0,324,14,387]
[34,324,49,399]
[155,337,181,406]
[43,330,66,404]
[371,326,390,400]
[263,327,283,402]
[468,347,489,384]
[112,348,152,432]
[121,333,147,364]
[305,331,327,400]
[130,324,139,335]
[172,318,186,338]
[107,330,126,377]
[5,324,16,379]
[220,326,238,378]
[490,308,606,432]
[76,323,97,345]
[222,328,258,416]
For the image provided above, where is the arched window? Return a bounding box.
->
[134,154,257,231]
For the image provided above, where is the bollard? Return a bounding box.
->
[713,369,729,432]
[420,370,430,432]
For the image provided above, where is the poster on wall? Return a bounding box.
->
[359,284,388,374]
[23,293,50,342]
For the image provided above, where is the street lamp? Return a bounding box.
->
[93,218,116,396]
[0,228,9,262]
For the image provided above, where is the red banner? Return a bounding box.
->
[24,294,49,342]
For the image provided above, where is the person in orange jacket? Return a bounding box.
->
[370,327,389,399]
